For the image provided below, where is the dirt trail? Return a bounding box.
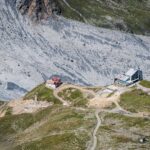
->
[88,85,129,108]
[137,83,150,95]
[49,83,150,120]
[0,103,8,117]
[53,86,70,106]
[53,84,96,106]
[90,110,101,150]
[56,84,96,95]
[53,84,128,109]
[7,99,51,115]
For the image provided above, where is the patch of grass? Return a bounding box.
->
[21,107,95,139]
[85,87,101,92]
[58,88,88,107]
[112,135,134,143]
[100,125,114,132]
[0,113,35,137]
[0,106,55,138]
[140,80,150,88]
[107,92,115,98]
[0,101,4,106]
[104,113,150,128]
[106,102,116,110]
[15,132,89,150]
[24,84,61,104]
[120,89,150,113]
[0,105,95,150]
[97,113,150,149]
[5,107,12,116]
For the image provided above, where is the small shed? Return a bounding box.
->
[114,68,143,86]
[46,77,62,89]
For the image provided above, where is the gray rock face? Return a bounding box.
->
[0,0,150,100]
[7,82,28,93]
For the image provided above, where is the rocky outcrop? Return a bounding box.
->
[17,0,61,21]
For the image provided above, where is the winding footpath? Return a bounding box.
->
[52,84,96,106]
[46,83,150,150]
[48,84,102,150]
[137,83,150,95]
[90,110,101,150]
[53,89,70,106]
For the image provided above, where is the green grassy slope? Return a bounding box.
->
[97,113,150,149]
[0,101,4,106]
[0,84,96,149]
[24,84,61,104]
[140,80,150,88]
[58,88,88,107]
[120,89,150,113]
[57,0,150,35]
[0,106,95,150]
[1,83,150,149]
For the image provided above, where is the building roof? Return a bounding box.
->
[52,77,61,81]
[116,68,137,82]
[47,77,62,85]
[119,75,129,81]
[52,77,61,84]
[125,68,137,76]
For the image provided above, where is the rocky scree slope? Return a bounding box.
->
[0,0,150,100]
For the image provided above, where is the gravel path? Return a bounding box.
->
[52,84,96,106]
[90,110,101,150]
[137,83,150,95]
